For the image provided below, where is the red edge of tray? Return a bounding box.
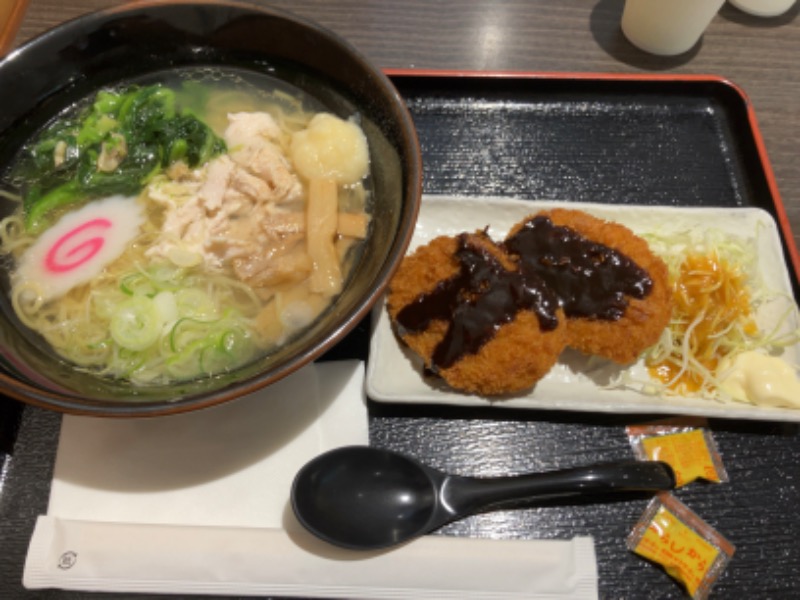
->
[384,68,800,286]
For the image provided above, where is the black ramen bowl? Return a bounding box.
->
[0,1,421,416]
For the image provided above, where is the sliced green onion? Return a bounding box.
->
[169,316,217,353]
[110,296,161,351]
[120,272,156,297]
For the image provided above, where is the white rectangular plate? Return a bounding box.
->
[366,195,800,421]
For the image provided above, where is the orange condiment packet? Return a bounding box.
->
[628,493,735,600]
[627,418,728,487]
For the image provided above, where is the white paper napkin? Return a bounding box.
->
[23,360,598,599]
[44,360,367,529]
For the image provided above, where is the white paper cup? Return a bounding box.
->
[728,0,796,17]
[621,0,726,56]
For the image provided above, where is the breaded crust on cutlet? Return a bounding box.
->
[386,232,568,395]
[508,208,672,364]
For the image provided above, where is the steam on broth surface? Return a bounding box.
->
[0,67,372,385]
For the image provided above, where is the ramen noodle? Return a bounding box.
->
[0,68,372,385]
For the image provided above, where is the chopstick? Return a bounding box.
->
[0,0,30,57]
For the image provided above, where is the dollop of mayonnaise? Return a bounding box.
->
[719,351,800,408]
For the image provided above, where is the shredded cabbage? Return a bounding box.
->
[619,225,799,402]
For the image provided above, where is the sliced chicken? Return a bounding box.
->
[224,112,303,204]
[145,111,368,304]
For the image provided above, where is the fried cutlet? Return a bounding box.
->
[504,208,672,364]
[386,231,568,395]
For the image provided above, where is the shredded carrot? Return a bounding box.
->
[648,252,757,393]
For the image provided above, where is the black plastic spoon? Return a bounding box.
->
[291,445,675,550]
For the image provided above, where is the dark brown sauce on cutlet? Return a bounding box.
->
[395,233,559,369]
[396,217,653,370]
[504,215,653,320]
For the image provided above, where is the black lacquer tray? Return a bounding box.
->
[1,73,799,599]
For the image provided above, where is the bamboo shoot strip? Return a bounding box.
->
[337,212,369,239]
[307,178,342,296]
